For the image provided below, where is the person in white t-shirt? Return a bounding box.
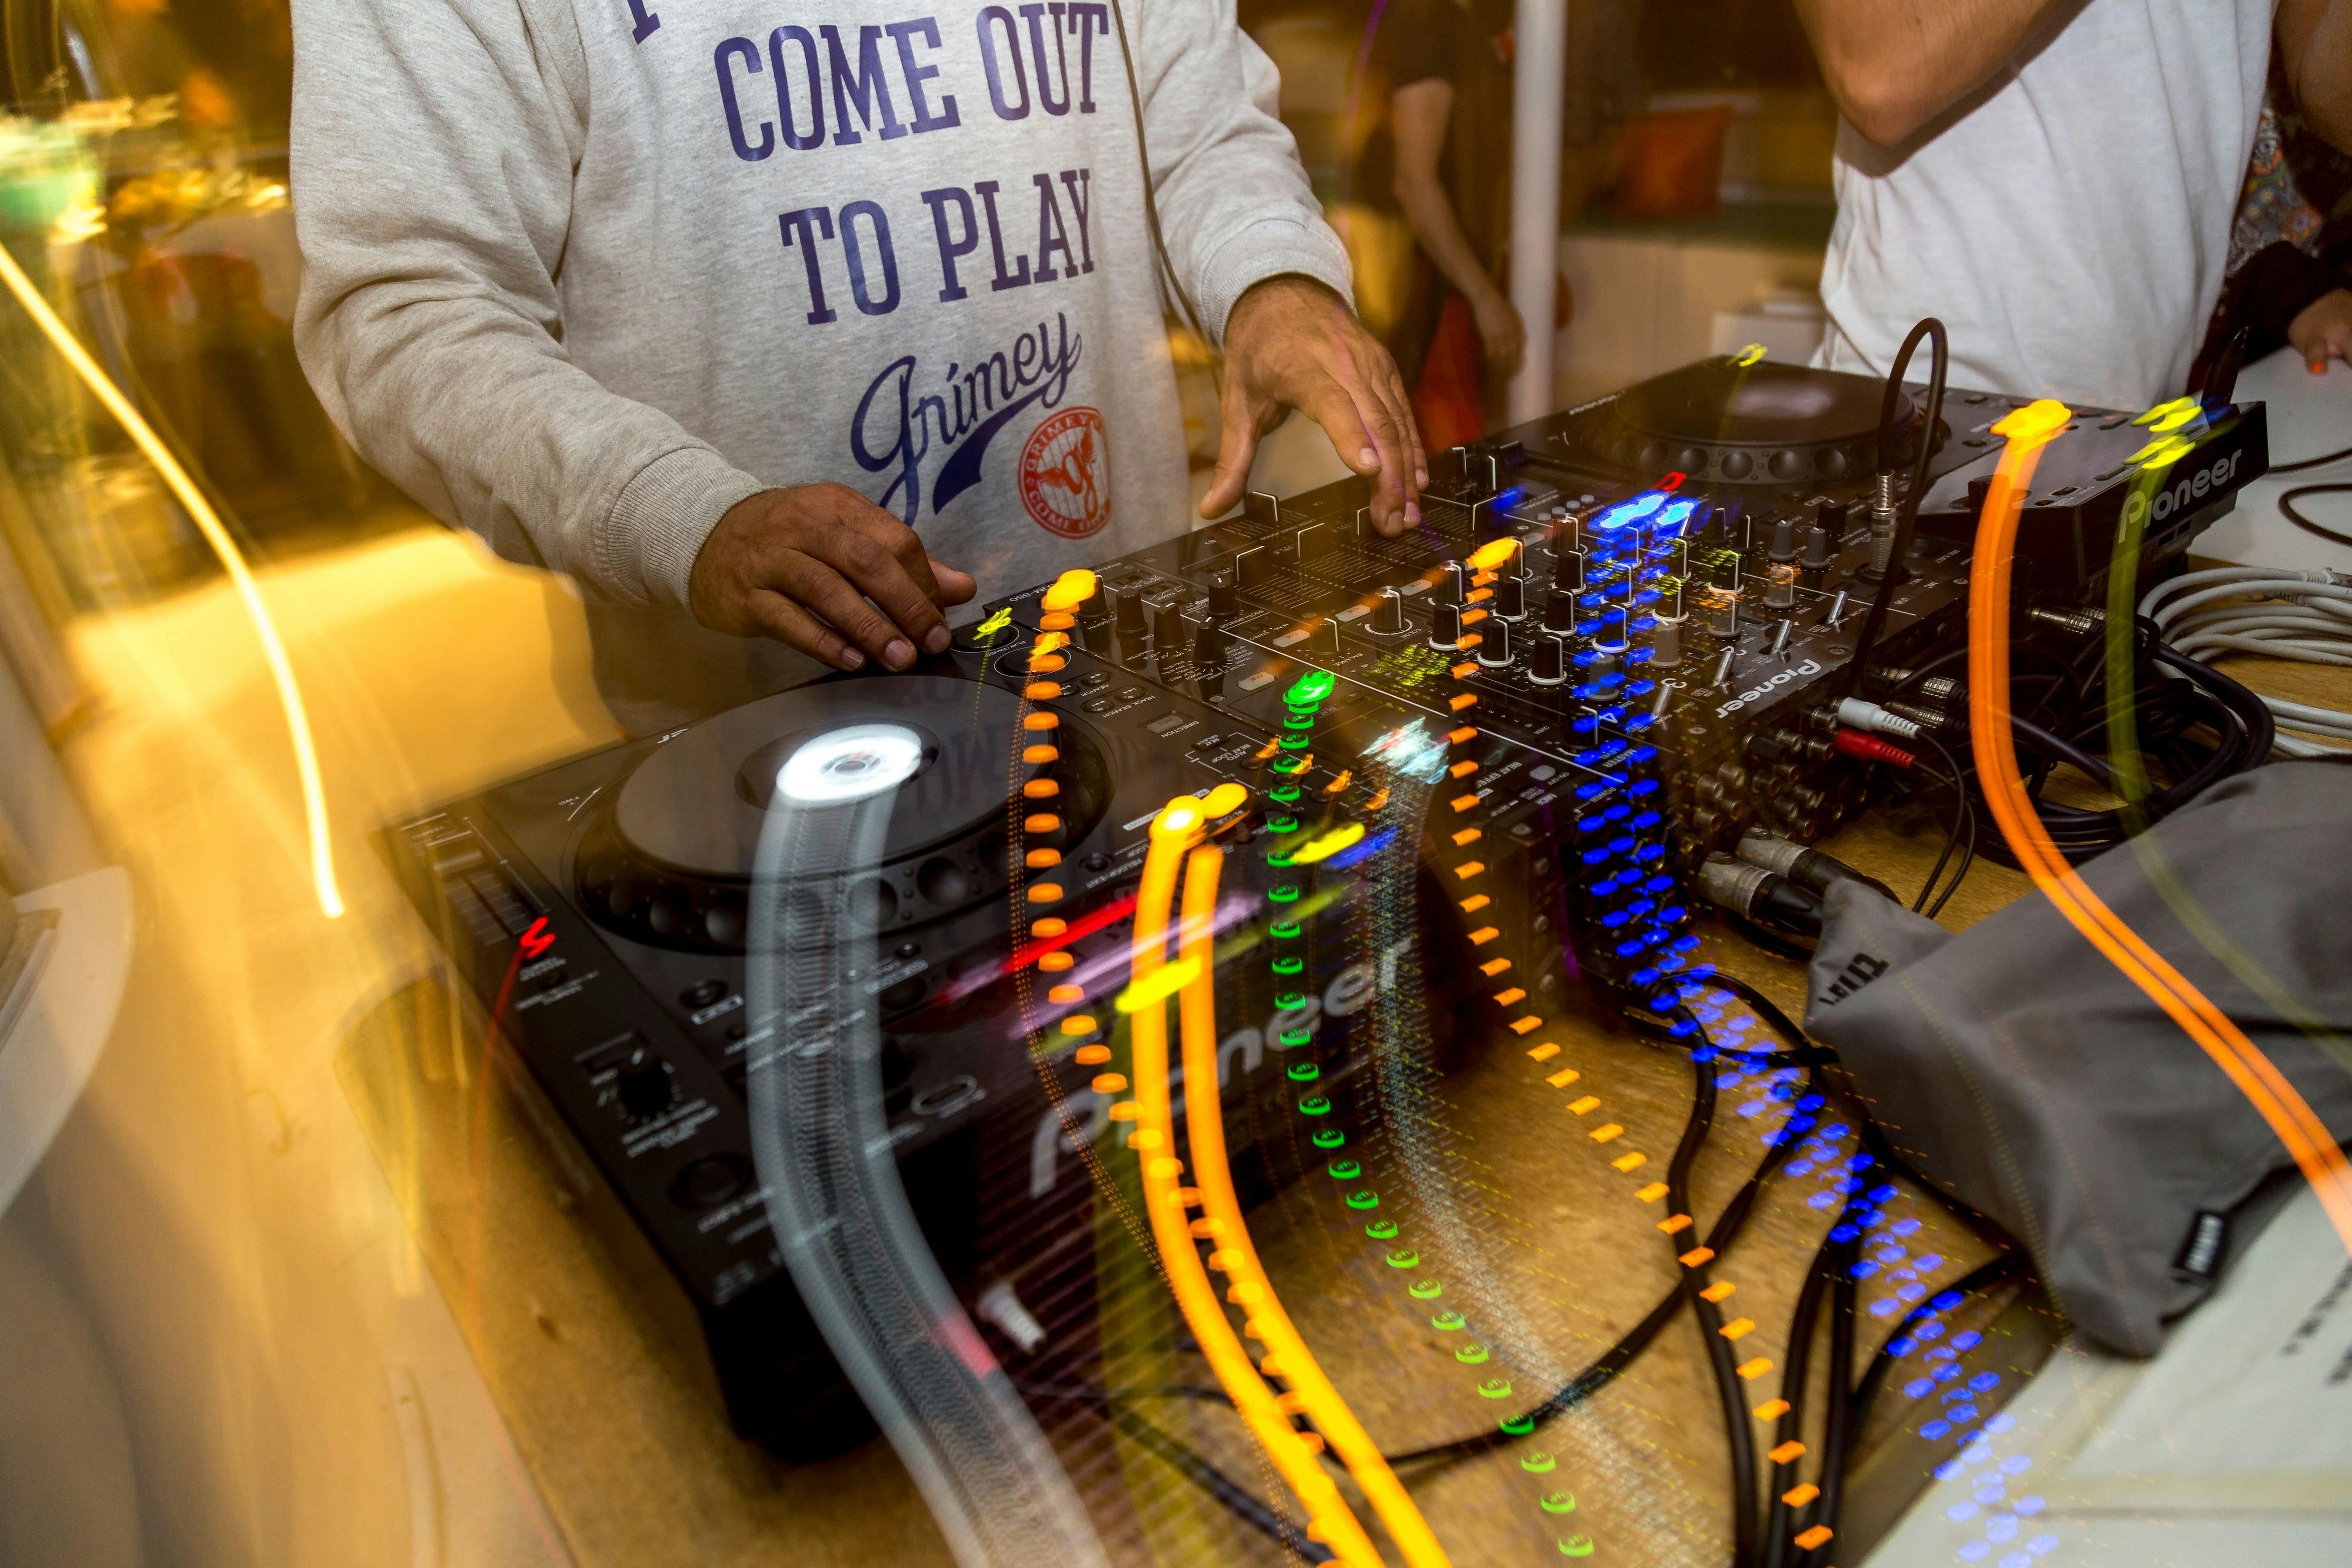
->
[1798,0,2352,411]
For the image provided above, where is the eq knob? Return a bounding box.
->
[1542,592,1578,635]
[1529,633,1567,685]
[1191,616,1228,670]
[1206,570,1238,620]
[1492,574,1526,621]
[1430,601,1464,651]
[1647,615,1685,669]
[1152,595,1186,651]
[1369,587,1406,635]
[1477,615,1514,668]
[1552,543,1586,591]
[617,1047,674,1121]
[1438,561,1469,606]
[1077,593,1112,653]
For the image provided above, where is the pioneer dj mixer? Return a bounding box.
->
[377,357,2268,1472]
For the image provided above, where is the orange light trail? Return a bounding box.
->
[1971,401,2352,1257]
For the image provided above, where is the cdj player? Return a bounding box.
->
[377,356,2268,1468]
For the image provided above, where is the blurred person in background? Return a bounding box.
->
[2194,56,2352,383]
[290,0,1420,735]
[1372,0,1525,449]
[1798,0,2352,410]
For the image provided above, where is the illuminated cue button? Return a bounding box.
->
[1026,849,1062,868]
[1022,743,1058,764]
[1027,883,1064,903]
[1025,813,1061,834]
[1063,1014,1100,1036]
[1048,984,1084,1004]
[1025,682,1062,700]
[1073,1043,1112,1065]
[1038,951,1074,971]
[1023,712,1059,731]
[1030,918,1068,937]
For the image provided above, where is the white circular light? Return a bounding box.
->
[777,723,926,806]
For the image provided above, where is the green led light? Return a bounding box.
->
[1278,735,1309,750]
[1271,956,1303,975]
[1283,715,1314,732]
[1278,1027,1312,1047]
[1286,1063,1319,1082]
[1344,1190,1381,1209]
[1455,1343,1489,1364]
[1384,1249,1419,1268]
[1521,1453,1557,1474]
[1273,990,1305,1010]
[1407,1279,1442,1299]
[1431,1311,1466,1330]
[1326,1160,1361,1179]
[1541,1493,1577,1515]
[1269,784,1302,803]
[1269,885,1301,903]
[1364,1218,1398,1239]
[1269,921,1302,939]
[1297,1094,1331,1114]
[1500,1415,1536,1436]
[1287,670,1335,707]
[1311,1129,1345,1148]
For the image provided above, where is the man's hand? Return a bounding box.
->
[1200,276,1426,536]
[688,483,977,671]
[1470,288,1529,381]
[2290,288,2352,374]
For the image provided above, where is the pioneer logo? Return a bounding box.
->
[2125,449,2243,526]
[1715,658,1823,716]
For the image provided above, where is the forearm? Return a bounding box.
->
[1132,0,1354,341]
[1794,0,2075,145]
[1394,172,1503,306]
[2281,0,2352,152]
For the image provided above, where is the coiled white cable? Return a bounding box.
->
[2141,566,2352,758]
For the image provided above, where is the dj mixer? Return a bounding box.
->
[377,358,2268,1487]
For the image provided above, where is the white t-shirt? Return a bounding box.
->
[1815,0,2275,412]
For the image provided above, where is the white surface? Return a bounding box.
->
[0,868,132,1214]
[1507,0,1565,423]
[2194,346,2352,573]
[1861,1182,2352,1567]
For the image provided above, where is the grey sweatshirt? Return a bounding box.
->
[290,0,1350,732]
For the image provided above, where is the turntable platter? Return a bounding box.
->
[576,673,1111,952]
[615,675,1024,880]
[1578,360,1942,485]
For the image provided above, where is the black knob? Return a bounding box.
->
[1800,525,1835,570]
[1493,574,1526,621]
[1705,550,1742,591]
[1370,587,1406,635]
[618,1048,674,1121]
[1438,561,1468,606]
[1542,592,1578,634]
[1152,595,1186,649]
[1815,497,1851,536]
[1077,586,1112,647]
[1530,633,1567,685]
[1552,545,1586,591]
[1112,587,1147,635]
[1768,516,1799,563]
[1477,615,1514,668]
[1430,601,1464,650]
[1191,617,1227,670]
[1206,571,1238,620]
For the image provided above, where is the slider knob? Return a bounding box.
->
[1430,601,1464,651]
[1529,634,1567,686]
[1369,587,1406,636]
[1493,574,1526,621]
[1477,615,1514,669]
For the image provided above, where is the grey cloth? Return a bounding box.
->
[1803,761,2352,1358]
[290,0,1351,732]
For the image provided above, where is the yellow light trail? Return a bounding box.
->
[0,240,344,917]
[1123,796,1385,1566]
[1971,400,2352,1257]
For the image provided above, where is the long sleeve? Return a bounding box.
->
[1129,0,1356,342]
[288,0,764,608]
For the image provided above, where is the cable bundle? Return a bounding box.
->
[2140,566,2352,759]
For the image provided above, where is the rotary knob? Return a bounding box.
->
[1552,544,1585,591]
[1152,595,1186,650]
[1477,615,1514,668]
[1430,601,1464,651]
[1369,587,1406,635]
[1492,574,1526,621]
[617,1047,674,1122]
[1438,561,1469,606]
[1191,617,1228,670]
[1529,633,1567,686]
[1542,592,1578,635]
[1206,570,1238,620]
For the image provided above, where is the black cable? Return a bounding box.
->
[2271,444,2352,474]
[1760,1225,1837,1568]
[1666,1022,1763,1568]
[1844,319,1949,700]
[1926,798,1976,920]
[1096,1397,1336,1561]
[1912,735,1970,915]
[2281,484,2352,548]
[1386,1015,1798,1471]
